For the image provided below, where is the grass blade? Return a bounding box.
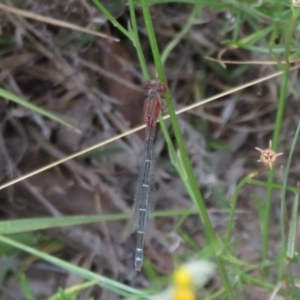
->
[0,235,141,297]
[0,88,75,129]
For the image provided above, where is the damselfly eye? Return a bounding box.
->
[142,81,151,90]
[157,83,167,93]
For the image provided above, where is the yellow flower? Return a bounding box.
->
[151,260,214,300]
[173,267,193,287]
[174,287,195,300]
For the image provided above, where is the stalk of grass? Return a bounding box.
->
[278,5,300,281]
[92,0,131,39]
[261,68,287,266]
[249,180,300,194]
[225,172,258,244]
[20,275,37,300]
[108,0,218,281]
[108,0,198,277]
[47,280,98,300]
[0,215,129,234]
[205,288,226,300]
[241,273,275,291]
[277,113,300,281]
[130,0,205,211]
[128,0,149,78]
[128,1,184,200]
[262,4,300,277]
[0,254,15,284]
[0,235,142,298]
[160,110,202,210]
[139,1,236,299]
[92,3,224,290]
[224,166,300,244]
[0,88,75,129]
[286,191,299,260]
[0,208,202,235]
[161,2,201,65]
[140,0,214,248]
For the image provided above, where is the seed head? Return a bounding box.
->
[255,140,283,169]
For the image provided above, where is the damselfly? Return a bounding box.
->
[132,79,167,271]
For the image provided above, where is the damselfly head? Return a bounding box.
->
[142,80,167,93]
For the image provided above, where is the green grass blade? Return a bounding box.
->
[221,253,256,269]
[279,115,300,275]
[0,254,16,284]
[140,0,215,245]
[0,214,129,234]
[20,275,37,300]
[139,2,236,298]
[286,191,299,259]
[0,235,141,297]
[275,6,300,280]
[128,0,149,78]
[262,6,300,276]
[241,273,274,291]
[92,0,131,40]
[225,172,258,243]
[0,88,75,129]
[250,195,265,233]
[0,208,202,235]
[248,180,300,194]
[161,3,201,64]
[47,280,97,300]
[0,233,36,255]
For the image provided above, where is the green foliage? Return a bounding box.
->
[1,1,300,299]
[47,281,97,300]
[20,275,37,300]
[0,88,75,129]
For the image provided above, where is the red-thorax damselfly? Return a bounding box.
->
[132,79,167,271]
